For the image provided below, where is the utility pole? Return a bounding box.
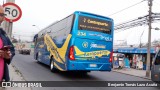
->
[2,0,15,39]
[146,0,153,78]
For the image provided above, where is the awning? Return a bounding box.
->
[114,48,156,54]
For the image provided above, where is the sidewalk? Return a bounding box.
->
[0,64,32,90]
[112,68,151,80]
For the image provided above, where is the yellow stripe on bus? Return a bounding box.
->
[54,62,65,71]
[44,34,72,64]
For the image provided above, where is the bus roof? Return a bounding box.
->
[74,11,113,21]
[36,11,113,36]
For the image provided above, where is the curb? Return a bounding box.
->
[10,64,26,81]
[4,64,32,90]
[112,69,151,80]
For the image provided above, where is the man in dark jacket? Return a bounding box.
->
[0,5,15,82]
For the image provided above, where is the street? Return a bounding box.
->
[0,0,160,90]
[11,52,160,90]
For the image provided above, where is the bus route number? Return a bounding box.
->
[77,31,86,36]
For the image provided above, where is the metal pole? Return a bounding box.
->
[2,0,15,39]
[8,22,13,39]
[146,0,153,78]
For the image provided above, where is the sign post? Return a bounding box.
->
[2,2,22,39]
[3,3,22,22]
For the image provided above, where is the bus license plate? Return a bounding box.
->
[90,64,97,67]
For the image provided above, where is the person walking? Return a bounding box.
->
[124,55,130,68]
[129,58,132,68]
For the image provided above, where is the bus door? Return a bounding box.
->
[151,50,160,82]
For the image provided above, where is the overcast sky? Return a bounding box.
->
[1,0,160,45]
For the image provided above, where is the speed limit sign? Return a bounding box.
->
[3,3,22,22]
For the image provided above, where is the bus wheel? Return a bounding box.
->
[36,53,39,62]
[50,57,57,72]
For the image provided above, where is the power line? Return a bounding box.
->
[114,13,160,31]
[108,0,146,16]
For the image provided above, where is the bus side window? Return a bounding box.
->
[155,52,160,65]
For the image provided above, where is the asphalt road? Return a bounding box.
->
[11,52,160,90]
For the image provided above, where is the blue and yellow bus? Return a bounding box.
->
[33,11,114,73]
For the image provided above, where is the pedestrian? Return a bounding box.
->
[0,5,15,82]
[124,55,130,68]
[129,58,132,68]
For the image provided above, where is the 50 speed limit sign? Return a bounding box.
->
[3,3,22,22]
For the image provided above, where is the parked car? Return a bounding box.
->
[19,48,31,55]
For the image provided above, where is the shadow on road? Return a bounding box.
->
[35,61,99,81]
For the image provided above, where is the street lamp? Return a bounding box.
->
[32,25,41,31]
[140,27,160,48]
[153,27,160,31]
[139,29,145,48]
[32,24,41,36]
[32,25,41,42]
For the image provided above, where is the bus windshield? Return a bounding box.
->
[78,15,112,34]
